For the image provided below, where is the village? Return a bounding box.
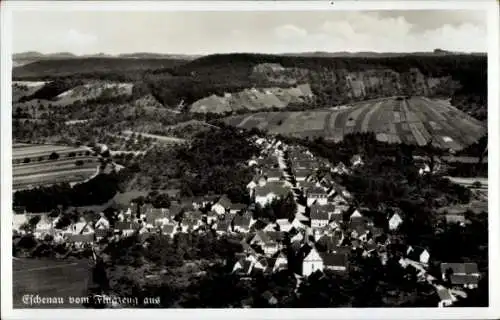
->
[12,133,482,308]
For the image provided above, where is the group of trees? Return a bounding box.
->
[130,125,259,203]
[13,173,122,212]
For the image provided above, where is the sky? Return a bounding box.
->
[12,10,487,55]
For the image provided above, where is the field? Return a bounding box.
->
[13,144,99,191]
[224,96,486,150]
[13,258,90,308]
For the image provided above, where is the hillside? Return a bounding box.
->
[189,84,314,114]
[11,52,486,120]
[151,53,487,119]
[223,96,486,151]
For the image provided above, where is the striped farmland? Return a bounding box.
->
[223,96,486,150]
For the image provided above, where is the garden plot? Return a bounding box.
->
[361,101,384,132]
[345,104,368,127]
[408,123,427,146]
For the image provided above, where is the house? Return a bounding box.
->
[167,204,184,221]
[445,213,467,226]
[406,246,430,265]
[211,195,232,215]
[295,169,313,182]
[298,180,316,192]
[229,203,247,215]
[310,205,329,229]
[33,214,55,238]
[350,221,370,241]
[232,258,254,275]
[388,212,403,230]
[215,220,230,235]
[316,233,343,253]
[161,223,177,237]
[232,214,252,233]
[95,213,110,230]
[440,262,480,289]
[181,217,201,233]
[321,252,348,272]
[206,211,218,225]
[68,233,94,247]
[302,246,324,276]
[332,161,350,175]
[255,182,291,207]
[263,168,283,182]
[114,221,133,236]
[436,285,457,307]
[319,172,336,188]
[261,291,278,306]
[350,154,364,167]
[71,217,94,235]
[276,218,293,232]
[292,160,314,170]
[350,209,363,220]
[272,252,288,272]
[251,231,284,256]
[418,163,431,176]
[13,213,28,232]
[95,228,110,240]
[306,187,328,206]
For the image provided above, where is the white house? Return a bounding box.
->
[306,187,328,207]
[255,182,291,207]
[13,213,28,232]
[95,213,110,230]
[302,246,324,277]
[350,154,364,167]
[211,195,232,215]
[72,218,94,235]
[34,215,55,238]
[276,219,293,232]
[350,209,363,220]
[388,213,403,230]
[407,246,430,265]
[310,205,329,229]
[273,252,288,272]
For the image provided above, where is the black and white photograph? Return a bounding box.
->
[1,1,499,319]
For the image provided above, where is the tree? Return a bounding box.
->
[23,157,31,164]
[49,152,60,160]
[75,160,84,166]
